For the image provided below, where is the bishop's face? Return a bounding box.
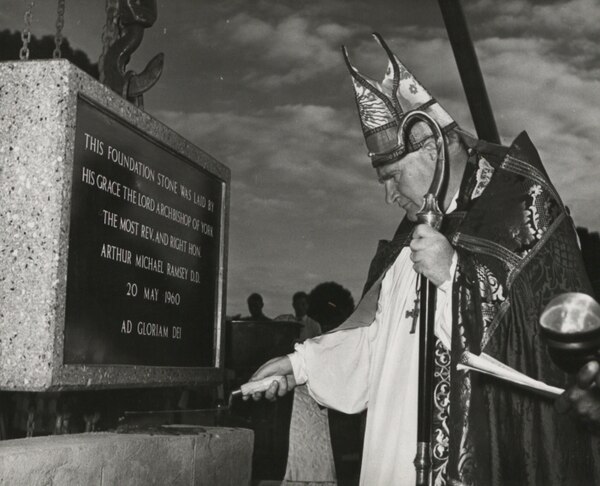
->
[376,147,435,222]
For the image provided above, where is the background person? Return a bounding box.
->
[276,291,322,342]
[240,293,271,321]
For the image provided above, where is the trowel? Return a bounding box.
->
[117,375,286,431]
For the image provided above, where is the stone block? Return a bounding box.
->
[0,427,253,485]
[0,60,230,391]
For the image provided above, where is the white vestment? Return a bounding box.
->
[289,248,454,485]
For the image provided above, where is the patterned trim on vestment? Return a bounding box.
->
[501,156,563,206]
[433,338,451,486]
[450,279,476,484]
[506,212,566,289]
[451,233,520,269]
[474,262,508,346]
[471,156,494,200]
[480,299,511,352]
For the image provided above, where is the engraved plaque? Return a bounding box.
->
[64,97,223,367]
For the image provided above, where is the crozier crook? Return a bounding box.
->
[399,110,448,230]
[398,110,448,486]
[101,0,164,108]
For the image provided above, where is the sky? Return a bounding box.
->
[1,0,599,317]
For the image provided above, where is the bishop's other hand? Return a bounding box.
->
[409,224,454,287]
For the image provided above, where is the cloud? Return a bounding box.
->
[465,0,600,75]
[207,13,359,89]
[157,104,362,175]
[155,103,389,226]
[467,0,600,36]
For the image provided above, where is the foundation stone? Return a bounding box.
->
[0,60,230,390]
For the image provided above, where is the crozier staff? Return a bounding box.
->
[247,33,600,485]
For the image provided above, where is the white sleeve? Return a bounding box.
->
[287,326,372,414]
[287,349,308,385]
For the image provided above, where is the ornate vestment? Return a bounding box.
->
[356,130,599,485]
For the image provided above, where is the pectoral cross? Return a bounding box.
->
[406,298,419,334]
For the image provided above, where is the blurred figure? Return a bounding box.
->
[276,291,322,342]
[556,360,600,432]
[240,293,271,321]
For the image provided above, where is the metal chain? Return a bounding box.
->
[19,1,35,60]
[53,0,66,59]
[98,0,119,80]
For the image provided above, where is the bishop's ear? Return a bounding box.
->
[421,137,439,163]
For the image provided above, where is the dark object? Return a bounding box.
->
[224,319,299,480]
[398,111,448,486]
[308,282,355,333]
[64,97,223,367]
[577,227,600,301]
[101,0,164,107]
[245,293,270,321]
[539,293,600,373]
[117,406,250,430]
[225,320,301,379]
[438,0,500,144]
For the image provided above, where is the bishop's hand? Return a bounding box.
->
[409,224,454,287]
[244,356,296,402]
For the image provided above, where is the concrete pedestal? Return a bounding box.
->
[0,427,252,485]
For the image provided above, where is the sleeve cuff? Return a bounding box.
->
[287,343,308,385]
[438,251,458,293]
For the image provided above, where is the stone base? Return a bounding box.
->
[0,427,252,486]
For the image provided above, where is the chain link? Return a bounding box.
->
[98,0,119,80]
[53,0,66,59]
[19,1,35,61]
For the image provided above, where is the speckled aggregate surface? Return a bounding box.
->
[0,60,229,391]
